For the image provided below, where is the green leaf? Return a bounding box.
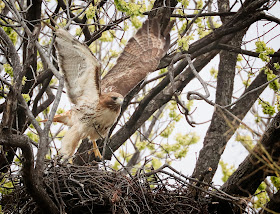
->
[114,0,145,16]
[255,41,267,53]
[161,132,199,159]
[22,76,27,85]
[177,37,189,51]
[3,64,13,78]
[56,108,65,114]
[22,94,31,102]
[237,54,243,61]
[3,26,17,45]
[235,134,254,150]
[219,160,236,182]
[27,131,39,142]
[0,177,15,195]
[254,114,261,123]
[242,79,251,88]
[259,99,275,116]
[185,100,193,111]
[130,16,142,29]
[160,122,175,138]
[86,4,97,19]
[274,63,280,70]
[155,152,165,159]
[135,141,147,151]
[270,176,280,190]
[259,52,270,62]
[99,31,114,42]
[109,50,120,58]
[177,0,190,7]
[174,147,188,159]
[255,40,275,62]
[210,67,218,79]
[196,0,203,9]
[174,132,199,147]
[168,100,182,122]
[263,67,280,91]
[151,158,162,169]
[112,158,121,170]
[253,182,269,209]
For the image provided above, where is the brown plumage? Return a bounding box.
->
[43,17,170,159]
[49,92,123,159]
[102,18,170,96]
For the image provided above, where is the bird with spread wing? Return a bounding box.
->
[43,17,171,160]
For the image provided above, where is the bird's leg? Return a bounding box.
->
[88,139,102,160]
[61,124,82,158]
[93,140,102,159]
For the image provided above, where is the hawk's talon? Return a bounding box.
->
[88,148,102,160]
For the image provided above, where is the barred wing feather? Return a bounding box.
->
[55,29,101,104]
[101,18,170,97]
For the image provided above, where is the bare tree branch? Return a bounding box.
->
[0,134,59,214]
[221,110,280,197]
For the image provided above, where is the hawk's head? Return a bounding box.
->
[100,92,123,112]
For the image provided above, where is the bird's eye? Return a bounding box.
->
[112,96,118,101]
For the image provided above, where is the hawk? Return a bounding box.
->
[44,17,170,160]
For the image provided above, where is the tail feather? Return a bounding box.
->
[40,110,72,126]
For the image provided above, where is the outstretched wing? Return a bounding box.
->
[55,29,101,104]
[101,18,170,97]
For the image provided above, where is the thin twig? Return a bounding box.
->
[185,54,210,100]
[18,95,43,135]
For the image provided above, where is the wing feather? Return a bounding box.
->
[101,17,171,97]
[55,29,101,104]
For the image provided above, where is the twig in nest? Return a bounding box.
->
[2,161,244,214]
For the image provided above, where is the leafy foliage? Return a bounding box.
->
[263,67,280,91]
[3,26,17,45]
[258,99,276,116]
[178,36,191,51]
[209,67,218,79]
[253,182,269,209]
[115,0,143,15]
[270,176,280,190]
[3,64,13,78]
[255,40,275,63]
[235,134,255,150]
[219,160,236,183]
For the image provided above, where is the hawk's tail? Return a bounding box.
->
[40,110,72,126]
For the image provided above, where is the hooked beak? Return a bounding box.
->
[116,97,124,105]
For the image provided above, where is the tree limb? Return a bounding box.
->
[0,134,59,214]
[260,189,280,214]
[221,111,280,198]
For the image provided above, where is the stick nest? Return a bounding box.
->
[2,160,240,214]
